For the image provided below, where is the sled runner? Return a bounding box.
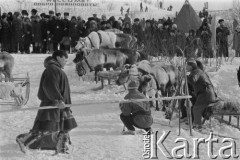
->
[0,73,30,106]
[214,112,240,129]
[202,99,240,130]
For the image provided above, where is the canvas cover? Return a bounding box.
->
[0,83,14,99]
[175,0,202,33]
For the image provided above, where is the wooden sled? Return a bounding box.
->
[214,112,240,129]
[0,73,30,106]
[202,109,240,131]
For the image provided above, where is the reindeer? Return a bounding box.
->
[0,52,14,82]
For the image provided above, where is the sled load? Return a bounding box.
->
[203,99,240,129]
[0,73,30,106]
[0,52,30,107]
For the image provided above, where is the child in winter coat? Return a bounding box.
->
[119,81,153,135]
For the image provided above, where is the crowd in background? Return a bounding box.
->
[0,8,238,59]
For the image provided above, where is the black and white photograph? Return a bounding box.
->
[0,0,240,159]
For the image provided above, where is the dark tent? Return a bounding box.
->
[175,0,202,33]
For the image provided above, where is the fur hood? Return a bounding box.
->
[44,56,61,69]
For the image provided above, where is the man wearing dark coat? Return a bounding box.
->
[197,20,213,58]
[216,19,230,58]
[69,16,80,51]
[144,20,153,40]
[22,17,32,54]
[46,11,55,52]
[53,13,63,51]
[120,81,153,135]
[132,18,144,46]
[12,12,24,53]
[187,59,217,130]
[7,12,14,53]
[1,14,11,52]
[40,14,48,53]
[123,14,131,26]
[16,50,77,154]
[60,12,70,52]
[185,29,197,59]
[32,16,42,53]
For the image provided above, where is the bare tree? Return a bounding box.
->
[232,0,240,20]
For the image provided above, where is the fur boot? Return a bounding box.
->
[55,131,69,154]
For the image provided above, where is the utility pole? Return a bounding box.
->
[54,0,57,14]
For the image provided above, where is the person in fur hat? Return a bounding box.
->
[31,9,38,17]
[119,81,153,135]
[16,51,77,154]
[21,10,28,18]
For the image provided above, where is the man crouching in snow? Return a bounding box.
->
[119,81,153,135]
[16,50,77,154]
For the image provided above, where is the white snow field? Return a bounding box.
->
[0,54,240,160]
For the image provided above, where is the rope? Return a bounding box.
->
[0,95,192,113]
[13,69,42,76]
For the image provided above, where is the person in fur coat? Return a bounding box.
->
[16,51,77,154]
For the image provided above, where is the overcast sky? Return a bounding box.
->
[102,0,234,11]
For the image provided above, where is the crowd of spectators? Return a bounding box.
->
[0,8,224,60]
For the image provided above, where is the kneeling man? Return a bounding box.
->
[120,81,153,135]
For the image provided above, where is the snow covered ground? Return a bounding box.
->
[0,54,240,160]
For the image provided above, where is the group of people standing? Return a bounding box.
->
[0,9,88,54]
[1,8,237,60]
